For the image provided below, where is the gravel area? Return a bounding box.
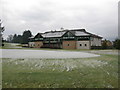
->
[1,49,100,59]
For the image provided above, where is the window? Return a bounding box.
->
[85,44,87,46]
[68,44,69,46]
[67,32,70,37]
[80,44,82,46]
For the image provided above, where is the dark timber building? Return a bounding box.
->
[28,29,102,49]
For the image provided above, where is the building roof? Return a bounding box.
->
[75,31,90,36]
[69,29,102,38]
[34,33,43,38]
[42,31,66,38]
[35,29,102,38]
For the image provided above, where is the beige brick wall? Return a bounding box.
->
[29,42,35,48]
[76,41,90,49]
[91,37,102,46]
[34,41,43,48]
[62,41,76,49]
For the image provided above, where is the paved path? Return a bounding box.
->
[1,49,100,59]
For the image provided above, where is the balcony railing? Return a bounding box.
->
[34,38,43,41]
[63,37,75,39]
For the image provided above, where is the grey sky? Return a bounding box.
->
[1,0,118,41]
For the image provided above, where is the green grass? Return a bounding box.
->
[2,53,118,88]
[0,58,2,89]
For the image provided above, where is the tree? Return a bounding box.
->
[113,38,120,49]
[7,30,32,44]
[102,39,107,49]
[11,34,23,43]
[17,35,22,43]
[12,34,17,43]
[22,30,32,44]
[7,35,13,42]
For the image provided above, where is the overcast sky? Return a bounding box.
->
[0,0,119,40]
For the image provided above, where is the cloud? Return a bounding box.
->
[1,0,119,40]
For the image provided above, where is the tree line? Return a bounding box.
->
[7,30,32,44]
[101,39,120,50]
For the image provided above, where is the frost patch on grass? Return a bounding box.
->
[81,60,108,67]
[3,58,108,72]
[20,59,78,72]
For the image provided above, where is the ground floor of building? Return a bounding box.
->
[28,40,93,49]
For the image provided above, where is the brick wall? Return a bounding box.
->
[62,41,76,49]
[34,41,43,48]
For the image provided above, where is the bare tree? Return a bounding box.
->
[7,35,13,42]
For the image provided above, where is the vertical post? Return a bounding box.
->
[118,1,120,89]
[0,22,2,46]
[0,20,4,46]
[0,21,2,89]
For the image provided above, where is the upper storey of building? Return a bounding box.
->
[29,29,102,42]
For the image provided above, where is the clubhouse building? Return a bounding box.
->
[28,29,102,49]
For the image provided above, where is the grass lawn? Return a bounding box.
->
[0,58,2,89]
[2,53,118,88]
